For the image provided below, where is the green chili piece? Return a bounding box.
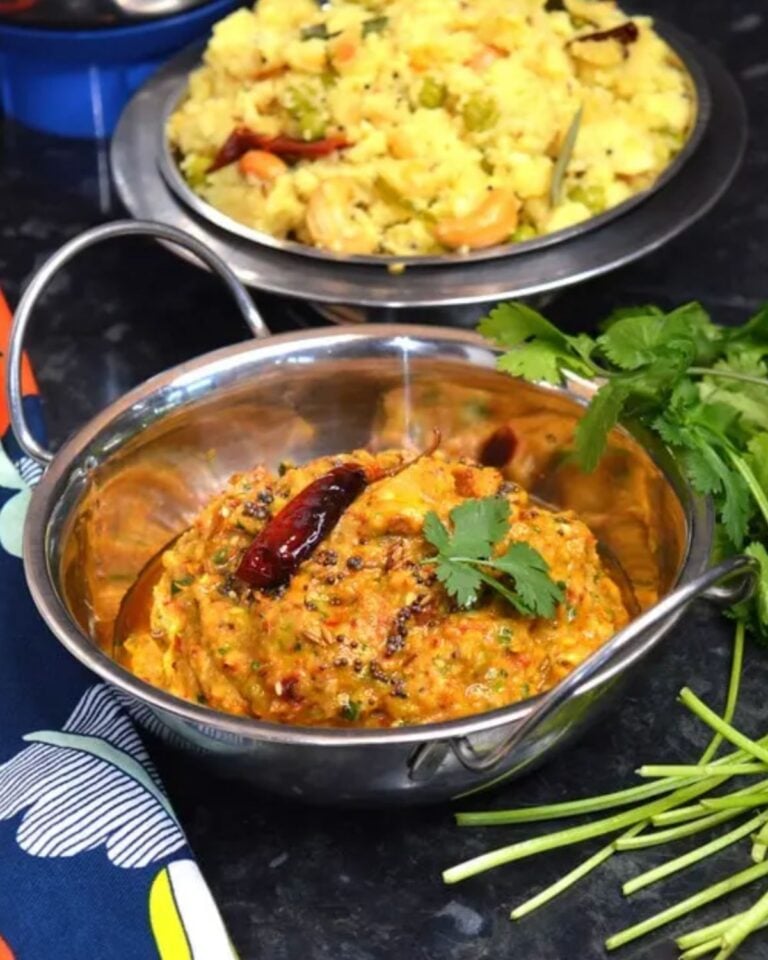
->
[419,77,447,109]
[362,15,389,36]
[340,700,362,721]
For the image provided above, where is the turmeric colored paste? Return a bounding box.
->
[119,450,629,727]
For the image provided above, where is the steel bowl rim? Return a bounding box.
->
[24,323,713,748]
[157,21,711,269]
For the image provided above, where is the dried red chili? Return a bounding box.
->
[573,21,639,46]
[479,424,518,468]
[209,126,351,172]
[236,464,367,589]
[237,433,441,590]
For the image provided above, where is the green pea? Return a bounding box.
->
[511,223,538,243]
[419,77,447,109]
[568,184,606,213]
[463,94,499,132]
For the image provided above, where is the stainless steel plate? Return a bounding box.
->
[156,22,711,269]
[111,26,746,309]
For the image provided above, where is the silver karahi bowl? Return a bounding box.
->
[8,222,753,806]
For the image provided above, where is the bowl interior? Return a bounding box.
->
[43,331,691,665]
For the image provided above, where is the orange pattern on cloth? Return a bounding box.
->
[0,933,17,960]
[0,290,39,436]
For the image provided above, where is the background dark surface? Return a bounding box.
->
[2,1,768,957]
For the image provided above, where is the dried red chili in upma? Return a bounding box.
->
[119,450,629,727]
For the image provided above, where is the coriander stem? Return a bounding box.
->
[623,812,768,896]
[689,367,768,388]
[699,620,746,765]
[652,803,716,827]
[511,823,645,920]
[615,809,743,850]
[679,688,768,766]
[459,734,765,829]
[678,912,768,949]
[638,764,765,779]
[455,777,686,826]
[716,885,768,958]
[654,777,768,826]
[444,777,727,884]
[604,860,768,951]
[751,820,768,862]
[702,791,768,811]
[679,938,724,959]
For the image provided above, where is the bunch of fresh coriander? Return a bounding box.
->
[441,301,768,959]
[478,300,768,638]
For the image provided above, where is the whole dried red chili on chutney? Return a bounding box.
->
[236,464,368,589]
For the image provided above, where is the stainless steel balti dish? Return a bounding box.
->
[9,221,754,806]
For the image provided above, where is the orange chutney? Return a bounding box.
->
[119,450,630,727]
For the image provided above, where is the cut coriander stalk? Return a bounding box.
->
[511,823,644,920]
[614,809,743,850]
[605,861,768,950]
[623,811,768,895]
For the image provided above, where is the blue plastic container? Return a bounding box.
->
[0,0,242,139]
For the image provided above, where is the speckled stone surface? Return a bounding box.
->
[1,2,768,957]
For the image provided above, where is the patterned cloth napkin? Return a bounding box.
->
[0,291,236,960]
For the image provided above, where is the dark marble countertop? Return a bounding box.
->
[2,2,768,957]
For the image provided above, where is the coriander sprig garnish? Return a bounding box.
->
[422,496,565,617]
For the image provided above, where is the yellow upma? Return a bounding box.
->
[167,0,695,257]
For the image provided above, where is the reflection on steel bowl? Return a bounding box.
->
[166,0,698,260]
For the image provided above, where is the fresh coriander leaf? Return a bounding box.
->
[712,450,751,547]
[732,541,768,643]
[570,333,600,365]
[434,558,484,609]
[663,302,720,355]
[497,341,564,384]
[479,302,572,350]
[598,302,717,371]
[699,363,768,433]
[597,314,668,370]
[745,542,768,639]
[727,302,768,346]
[601,304,665,328]
[692,400,744,437]
[448,497,510,558]
[747,434,768,498]
[423,498,563,616]
[681,446,723,496]
[574,381,629,472]
[479,302,598,382]
[653,412,691,448]
[491,543,565,618]
[721,344,768,376]
[423,510,451,555]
